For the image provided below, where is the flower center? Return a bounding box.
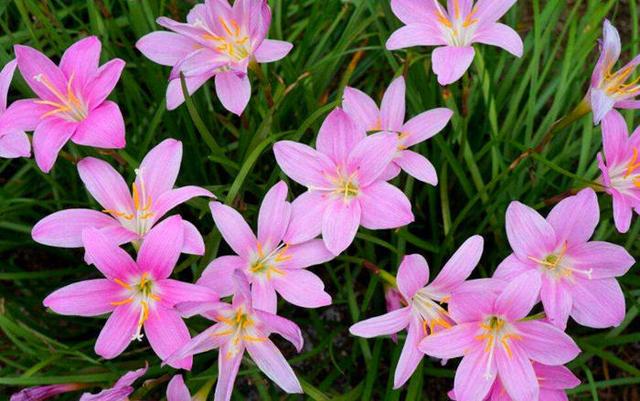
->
[197,17,251,62]
[331,172,360,200]
[214,306,266,359]
[33,73,88,122]
[102,169,155,236]
[609,147,640,193]
[248,242,289,280]
[111,272,161,341]
[475,316,521,380]
[527,242,593,281]
[434,0,479,47]
[411,289,452,334]
[603,64,640,98]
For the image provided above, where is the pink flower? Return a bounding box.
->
[386,0,523,85]
[0,59,31,159]
[342,76,453,184]
[273,108,414,255]
[495,187,635,329]
[419,274,580,401]
[136,0,293,115]
[199,181,333,313]
[349,236,484,388]
[79,364,147,401]
[11,383,87,401]
[32,138,214,256]
[597,110,640,233]
[448,363,580,401]
[166,271,303,401]
[3,36,125,172]
[589,20,640,124]
[43,216,217,368]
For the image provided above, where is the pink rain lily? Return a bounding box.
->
[43,216,217,368]
[448,363,581,401]
[342,76,453,184]
[3,36,125,172]
[79,364,147,401]
[419,273,580,401]
[10,383,88,401]
[166,271,303,401]
[589,20,640,124]
[386,0,523,85]
[494,187,635,329]
[273,108,414,255]
[0,59,31,158]
[32,138,214,256]
[199,181,333,313]
[349,235,484,388]
[597,110,640,233]
[136,0,293,115]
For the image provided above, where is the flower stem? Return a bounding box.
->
[362,261,397,287]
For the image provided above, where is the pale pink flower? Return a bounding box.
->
[273,108,414,255]
[342,76,452,184]
[589,20,640,124]
[32,139,214,256]
[166,271,303,401]
[79,364,147,401]
[349,236,484,388]
[386,0,523,85]
[448,363,581,401]
[0,59,30,159]
[10,383,87,401]
[495,187,635,329]
[43,216,217,368]
[136,0,292,115]
[420,274,580,401]
[3,36,125,172]
[199,181,333,313]
[597,110,640,233]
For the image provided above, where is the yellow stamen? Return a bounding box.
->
[111,297,133,306]
[218,17,234,36]
[625,148,640,178]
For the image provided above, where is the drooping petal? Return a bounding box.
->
[505,201,556,261]
[546,188,599,246]
[255,310,304,351]
[493,254,534,280]
[257,181,291,248]
[453,348,496,401]
[82,228,139,280]
[321,198,361,255]
[494,271,541,320]
[167,375,191,401]
[145,306,192,369]
[591,88,616,125]
[272,269,332,309]
[348,132,397,186]
[32,209,120,248]
[396,254,430,300]
[283,191,328,244]
[401,108,453,147]
[473,23,523,57]
[182,220,206,255]
[251,279,278,313]
[0,131,31,158]
[215,71,251,116]
[432,46,475,86]
[380,76,406,132]
[254,39,293,63]
[156,279,217,307]
[568,241,635,279]
[349,307,411,338]
[601,109,629,166]
[72,101,125,149]
[316,108,366,165]
[386,24,447,50]
[279,239,333,269]
[210,201,257,258]
[43,279,121,317]
[137,215,184,280]
[418,322,478,359]
[198,255,246,297]
[14,45,67,102]
[166,72,214,111]
[342,87,380,131]
[84,59,126,109]
[516,320,581,365]
[495,344,539,401]
[540,277,573,330]
[60,36,101,89]
[213,345,243,401]
[359,181,414,230]
[427,235,484,300]
[32,118,76,173]
[77,157,133,213]
[136,32,200,66]
[94,303,138,359]
[153,185,214,220]
[394,317,425,388]
[245,339,303,393]
[571,277,626,328]
[273,141,335,188]
[137,138,183,201]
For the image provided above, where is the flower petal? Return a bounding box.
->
[283,191,327,244]
[210,201,257,258]
[390,0,437,25]
[153,186,214,222]
[82,228,139,280]
[496,344,539,401]
[386,24,446,50]
[72,101,125,149]
[215,71,251,116]
[165,323,227,365]
[94,303,138,359]
[157,279,217,307]
[427,235,484,300]
[380,76,406,131]
[257,181,291,248]
[568,241,635,279]
[571,277,626,328]
[395,150,438,185]
[394,317,425,388]
[494,271,541,320]
[473,23,523,57]
[198,255,246,297]
[136,216,183,279]
[0,59,17,113]
[540,277,572,330]
[516,320,581,365]
[419,322,478,359]
[273,141,335,188]
[214,345,244,401]
[136,32,200,66]
[453,348,496,401]
[591,20,622,88]
[474,0,517,25]
[181,219,206,255]
[359,181,414,230]
[167,375,191,401]
[251,279,278,313]
[448,279,502,323]
[0,131,31,158]
[166,73,213,111]
[279,239,333,269]
[342,87,380,131]
[348,132,398,186]
[32,209,120,248]
[255,309,304,352]
[254,39,293,63]
[272,269,332,309]
[33,118,76,173]
[85,59,126,109]
[145,306,192,369]
[546,188,599,246]
[321,198,361,255]
[316,108,366,165]
[591,88,616,125]
[349,307,411,338]
[60,36,101,89]
[43,279,121,317]
[493,254,534,280]
[0,99,52,133]
[432,46,475,86]
[534,364,580,390]
[245,339,303,393]
[601,109,629,166]
[401,107,453,147]
[612,192,633,233]
[505,201,557,260]
[397,254,430,300]
[77,157,133,213]
[14,45,67,102]
[137,138,182,201]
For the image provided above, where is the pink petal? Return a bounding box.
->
[182,220,205,255]
[153,185,215,220]
[72,101,125,149]
[591,20,622,87]
[145,306,192,369]
[77,157,133,212]
[94,303,138,359]
[540,277,572,330]
[14,45,67,102]
[517,320,580,365]
[167,375,191,401]
[534,364,580,390]
[380,76,406,131]
[279,239,333,269]
[60,36,101,90]
[495,344,539,401]
[282,191,327,244]
[165,323,228,365]
[568,241,635,279]
[396,150,438,185]
[32,118,76,173]
[377,162,401,182]
[394,317,425,388]
[210,201,257,258]
[214,346,243,401]
[427,235,484,300]
[493,254,533,280]
[198,255,246,297]
[166,72,213,111]
[348,132,398,186]
[396,254,430,300]
[273,141,335,188]
[245,339,303,393]
[474,0,517,25]
[601,109,629,166]
[390,0,437,25]
[215,71,251,115]
[612,192,633,233]
[257,181,291,248]
[401,107,453,147]
[272,269,332,309]
[156,17,212,46]
[0,99,51,132]
[254,39,293,63]
[591,88,616,125]
[251,279,278,313]
[137,138,183,201]
[137,215,184,280]
[85,59,126,109]
[616,99,640,109]
[0,59,17,112]
[571,277,626,328]
[359,181,414,230]
[349,307,411,338]
[505,201,557,261]
[386,24,447,50]
[136,32,200,66]
[171,48,225,80]
[0,131,31,158]
[342,87,380,131]
[546,188,599,246]
[43,279,121,316]
[316,108,366,165]
[418,322,477,359]
[32,209,121,248]
[321,198,361,255]
[453,348,496,401]
[432,46,475,86]
[82,228,139,280]
[473,23,523,57]
[156,279,217,307]
[494,271,541,320]
[448,279,502,323]
[255,310,304,351]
